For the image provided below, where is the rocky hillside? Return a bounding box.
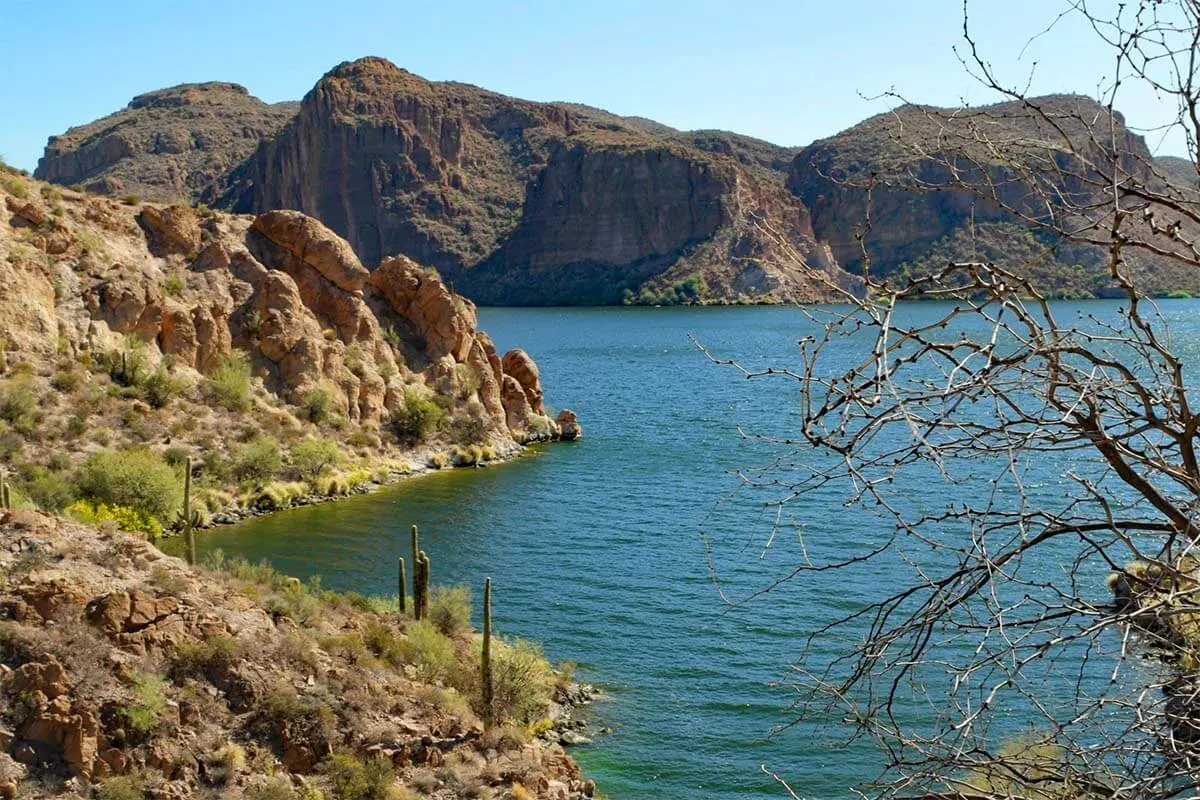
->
[34,84,299,205]
[789,94,1200,297]
[0,166,576,533]
[37,59,859,306]
[0,509,596,798]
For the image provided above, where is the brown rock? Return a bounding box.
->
[501,349,545,414]
[555,409,582,441]
[370,255,476,362]
[6,655,72,699]
[138,205,201,256]
[251,210,369,292]
[500,375,532,434]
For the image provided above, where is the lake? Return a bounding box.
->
[191,302,1200,799]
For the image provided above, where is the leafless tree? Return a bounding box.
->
[704,2,1200,797]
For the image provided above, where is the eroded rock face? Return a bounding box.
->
[138,205,201,256]
[34,82,299,203]
[501,349,544,415]
[0,175,569,447]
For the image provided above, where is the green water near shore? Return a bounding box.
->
[192,302,1200,798]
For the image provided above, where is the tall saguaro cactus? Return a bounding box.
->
[397,556,407,615]
[481,577,494,729]
[183,457,197,564]
[410,524,420,600]
[1,473,10,511]
[414,550,431,620]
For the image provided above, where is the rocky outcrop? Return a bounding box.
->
[41,58,857,305]
[35,83,299,203]
[0,171,575,473]
[0,511,596,798]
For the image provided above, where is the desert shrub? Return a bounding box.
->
[1,175,28,198]
[300,389,334,423]
[50,368,82,392]
[429,585,472,635]
[107,337,150,388]
[252,480,307,511]
[321,752,405,800]
[121,193,141,205]
[208,352,252,412]
[94,775,144,800]
[75,448,181,522]
[429,451,450,470]
[391,388,448,443]
[66,499,163,535]
[396,620,458,683]
[143,366,187,409]
[292,438,342,478]
[172,634,244,679]
[208,741,247,784]
[162,273,185,297]
[247,777,298,800]
[22,468,75,511]
[488,639,556,725]
[0,376,38,435]
[262,686,339,755]
[122,672,166,736]
[232,437,282,485]
[454,363,481,399]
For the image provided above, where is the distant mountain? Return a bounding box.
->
[35,73,1200,303]
[35,83,298,204]
[788,94,1200,297]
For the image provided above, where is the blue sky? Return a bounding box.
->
[0,0,1189,171]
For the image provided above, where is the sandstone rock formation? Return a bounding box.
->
[35,83,299,203]
[0,171,572,481]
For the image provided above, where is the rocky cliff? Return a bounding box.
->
[788,94,1200,297]
[38,58,858,306]
[0,167,572,526]
[34,83,299,205]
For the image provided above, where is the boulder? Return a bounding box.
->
[369,255,476,362]
[555,409,582,441]
[251,210,369,292]
[501,349,545,414]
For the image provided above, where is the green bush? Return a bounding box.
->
[396,620,458,683]
[429,585,472,635]
[172,634,244,679]
[95,775,144,800]
[143,366,188,409]
[232,437,282,485]
[391,388,448,444]
[0,376,38,435]
[292,438,342,478]
[300,389,334,423]
[488,639,556,725]
[107,338,150,388]
[122,672,166,736]
[208,352,253,412]
[75,448,182,523]
[321,752,403,800]
[22,468,75,511]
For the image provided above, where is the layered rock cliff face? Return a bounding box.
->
[39,58,857,305]
[34,83,299,204]
[788,94,1200,296]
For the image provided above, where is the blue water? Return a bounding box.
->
[191,302,1200,799]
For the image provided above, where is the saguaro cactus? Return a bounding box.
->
[410,524,420,599]
[1,474,10,511]
[481,576,494,729]
[397,556,407,615]
[183,457,197,564]
[414,550,432,620]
